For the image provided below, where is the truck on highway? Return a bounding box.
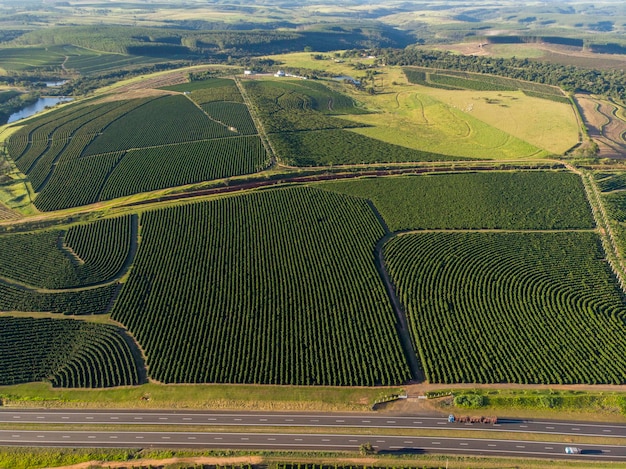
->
[448,414,498,424]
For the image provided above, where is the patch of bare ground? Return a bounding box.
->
[49,456,263,469]
[113,71,190,93]
[0,202,19,221]
[94,88,178,103]
[575,94,626,158]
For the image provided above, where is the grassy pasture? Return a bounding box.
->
[344,90,545,160]
[418,88,579,154]
[0,47,66,72]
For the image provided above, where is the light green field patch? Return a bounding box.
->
[421,88,579,154]
[489,44,547,59]
[344,90,545,160]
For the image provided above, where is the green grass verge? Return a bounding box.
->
[1,447,625,469]
[0,382,403,411]
[431,388,626,420]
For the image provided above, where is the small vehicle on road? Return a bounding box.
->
[565,446,582,454]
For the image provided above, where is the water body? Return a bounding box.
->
[7,97,72,124]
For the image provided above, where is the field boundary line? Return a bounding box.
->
[234,77,277,167]
[565,163,626,293]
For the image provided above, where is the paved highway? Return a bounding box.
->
[0,429,625,459]
[2,410,626,460]
[1,409,626,438]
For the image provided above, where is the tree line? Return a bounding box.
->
[375,47,626,102]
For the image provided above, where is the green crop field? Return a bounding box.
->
[82,95,237,155]
[0,317,140,387]
[4,79,271,210]
[242,79,366,133]
[0,215,133,289]
[111,186,410,385]
[0,283,119,316]
[384,231,626,384]
[270,129,462,166]
[98,136,268,200]
[321,172,594,231]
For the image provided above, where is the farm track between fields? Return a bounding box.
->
[0,215,139,293]
[235,77,278,167]
[565,163,626,291]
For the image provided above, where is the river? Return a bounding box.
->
[7,97,72,124]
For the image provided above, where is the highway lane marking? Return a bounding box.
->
[86,417,93,420]
[546,426,555,429]
[110,417,119,420]
[162,436,171,439]
[516,445,526,448]
[109,436,118,439]
[459,443,468,446]
[604,430,613,433]
[520,425,528,428]
[488,444,497,447]
[404,441,414,444]
[386,420,396,424]
[336,420,345,423]
[267,438,276,441]
[234,418,243,421]
[214,437,222,440]
[159,417,168,420]
[572,428,581,431]
[133,417,143,420]
[260,419,268,422]
[431,442,441,445]
[362,420,371,423]
[414,421,422,424]
[183,418,192,421]
[545,446,553,450]
[188,437,196,440]
[295,438,303,441]
[135,436,144,439]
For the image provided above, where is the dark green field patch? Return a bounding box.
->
[0,317,141,387]
[321,172,594,231]
[112,187,410,386]
[82,95,235,156]
[270,129,462,166]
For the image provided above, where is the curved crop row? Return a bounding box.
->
[0,283,118,315]
[0,316,140,387]
[384,232,626,384]
[0,216,132,289]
